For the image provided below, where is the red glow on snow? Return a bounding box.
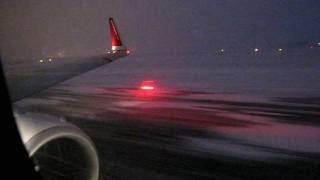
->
[140,85,154,90]
[140,80,156,90]
[136,80,158,99]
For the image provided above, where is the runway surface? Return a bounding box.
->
[15,84,320,179]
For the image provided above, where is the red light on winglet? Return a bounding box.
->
[109,18,122,47]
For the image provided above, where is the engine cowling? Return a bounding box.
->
[14,111,99,180]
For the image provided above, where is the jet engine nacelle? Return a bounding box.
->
[14,111,99,180]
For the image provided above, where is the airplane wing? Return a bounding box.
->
[3,17,129,102]
[1,17,129,180]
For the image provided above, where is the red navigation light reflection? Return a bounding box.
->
[137,80,159,99]
[140,80,155,91]
[140,85,154,90]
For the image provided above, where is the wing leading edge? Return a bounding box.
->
[3,17,129,102]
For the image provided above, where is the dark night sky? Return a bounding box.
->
[1,0,320,59]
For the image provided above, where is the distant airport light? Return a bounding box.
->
[254,48,259,52]
[39,59,44,63]
[34,165,40,172]
[48,58,52,62]
[126,50,130,54]
[317,42,320,45]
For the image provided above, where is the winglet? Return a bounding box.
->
[109,18,126,51]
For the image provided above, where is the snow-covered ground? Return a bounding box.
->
[64,51,320,97]
[15,51,320,178]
